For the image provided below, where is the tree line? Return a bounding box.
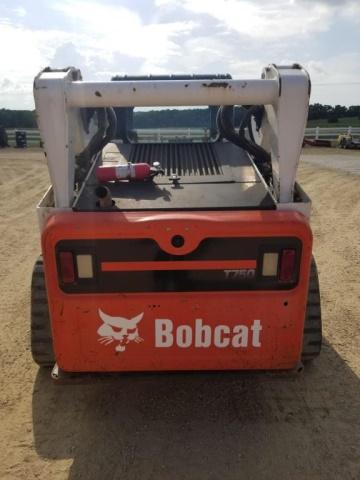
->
[0,109,37,128]
[308,104,360,122]
[1,104,359,129]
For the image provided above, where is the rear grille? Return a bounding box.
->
[129,143,223,176]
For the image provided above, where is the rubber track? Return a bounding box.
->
[301,258,322,361]
[31,256,55,366]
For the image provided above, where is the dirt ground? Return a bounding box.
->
[0,147,359,479]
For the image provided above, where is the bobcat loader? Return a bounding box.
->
[31,64,321,377]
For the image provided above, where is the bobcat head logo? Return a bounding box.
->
[97,309,144,353]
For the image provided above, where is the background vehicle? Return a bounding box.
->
[337,134,360,149]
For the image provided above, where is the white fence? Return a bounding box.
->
[305,126,360,140]
[4,126,360,146]
[5,129,42,146]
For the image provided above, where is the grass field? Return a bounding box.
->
[307,116,360,128]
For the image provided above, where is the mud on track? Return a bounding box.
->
[0,148,359,479]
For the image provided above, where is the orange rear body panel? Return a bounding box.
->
[42,210,312,372]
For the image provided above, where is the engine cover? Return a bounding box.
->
[42,210,312,372]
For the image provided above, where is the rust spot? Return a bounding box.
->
[202,82,229,88]
[95,90,102,97]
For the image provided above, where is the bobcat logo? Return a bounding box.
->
[97,309,144,353]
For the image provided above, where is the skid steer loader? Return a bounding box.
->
[31,64,321,376]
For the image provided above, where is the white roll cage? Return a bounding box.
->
[34,64,310,209]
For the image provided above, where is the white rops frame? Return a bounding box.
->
[34,64,310,210]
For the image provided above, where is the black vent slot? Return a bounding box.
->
[129,143,223,176]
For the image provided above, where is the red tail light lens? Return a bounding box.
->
[279,249,296,282]
[59,252,75,283]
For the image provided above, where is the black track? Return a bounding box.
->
[30,256,54,367]
[301,258,322,361]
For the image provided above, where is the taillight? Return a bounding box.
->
[59,252,75,283]
[76,254,94,278]
[279,249,296,282]
[262,252,279,276]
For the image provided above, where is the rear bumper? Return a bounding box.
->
[42,210,312,372]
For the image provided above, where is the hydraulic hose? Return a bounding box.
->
[216,106,243,148]
[217,105,272,181]
[75,107,117,183]
[238,105,270,163]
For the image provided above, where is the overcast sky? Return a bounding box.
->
[1,0,359,109]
